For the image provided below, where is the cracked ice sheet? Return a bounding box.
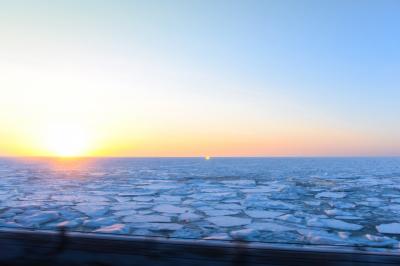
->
[0,157,400,250]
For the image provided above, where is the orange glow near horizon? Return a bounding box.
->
[0,122,397,158]
[0,1,400,158]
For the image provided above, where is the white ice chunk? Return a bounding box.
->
[113,210,137,217]
[204,233,232,240]
[57,219,82,228]
[245,210,284,219]
[153,204,191,214]
[247,222,293,232]
[297,229,347,245]
[16,211,59,227]
[178,212,202,222]
[74,204,109,217]
[135,223,183,231]
[202,209,240,216]
[307,218,362,231]
[83,217,118,228]
[277,214,302,223]
[221,180,256,186]
[304,201,321,206]
[315,192,346,199]
[214,203,243,210]
[376,223,400,234]
[230,228,259,240]
[207,216,251,227]
[94,224,130,234]
[123,214,171,223]
[324,209,353,216]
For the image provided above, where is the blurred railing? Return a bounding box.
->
[1,227,400,265]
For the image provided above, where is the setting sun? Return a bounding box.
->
[43,124,90,157]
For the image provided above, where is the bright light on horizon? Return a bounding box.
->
[42,124,91,157]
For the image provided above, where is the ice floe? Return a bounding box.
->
[307,218,363,231]
[94,224,130,234]
[207,216,251,227]
[16,211,59,227]
[153,204,191,214]
[315,192,346,199]
[245,210,284,219]
[248,222,294,232]
[123,214,171,223]
[376,223,400,234]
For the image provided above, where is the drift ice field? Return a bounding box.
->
[1,157,400,250]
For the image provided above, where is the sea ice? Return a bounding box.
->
[335,216,362,220]
[365,234,398,245]
[123,214,171,223]
[324,209,353,216]
[118,191,155,196]
[214,203,243,210]
[110,203,152,211]
[297,229,347,245]
[241,186,281,193]
[140,223,183,231]
[202,209,240,216]
[221,180,256,186]
[247,222,293,232]
[113,210,137,217]
[57,219,82,228]
[307,218,362,231]
[94,224,130,234]
[155,195,182,202]
[132,196,153,202]
[376,223,400,234]
[171,229,202,239]
[83,217,118,228]
[207,216,251,227]
[203,233,232,240]
[304,201,321,206]
[230,228,259,240]
[74,205,109,217]
[245,210,284,219]
[153,204,191,214]
[315,192,346,199]
[277,214,302,223]
[1,157,399,249]
[178,212,202,222]
[16,211,59,227]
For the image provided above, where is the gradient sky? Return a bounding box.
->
[0,0,399,157]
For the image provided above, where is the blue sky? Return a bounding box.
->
[0,0,399,156]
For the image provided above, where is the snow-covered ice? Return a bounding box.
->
[307,218,363,231]
[247,222,294,232]
[153,204,191,214]
[0,157,400,250]
[376,223,400,234]
[94,224,130,234]
[207,216,251,227]
[245,210,285,219]
[315,192,346,199]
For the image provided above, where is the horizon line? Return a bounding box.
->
[1,155,399,159]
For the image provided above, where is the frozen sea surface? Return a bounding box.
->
[1,157,400,250]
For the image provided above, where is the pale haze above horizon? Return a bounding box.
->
[0,0,399,157]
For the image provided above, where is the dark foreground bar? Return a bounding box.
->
[1,228,400,266]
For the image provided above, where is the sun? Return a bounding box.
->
[44,124,90,157]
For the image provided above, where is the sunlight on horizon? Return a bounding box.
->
[42,124,92,157]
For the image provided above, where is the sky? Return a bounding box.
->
[0,0,399,157]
